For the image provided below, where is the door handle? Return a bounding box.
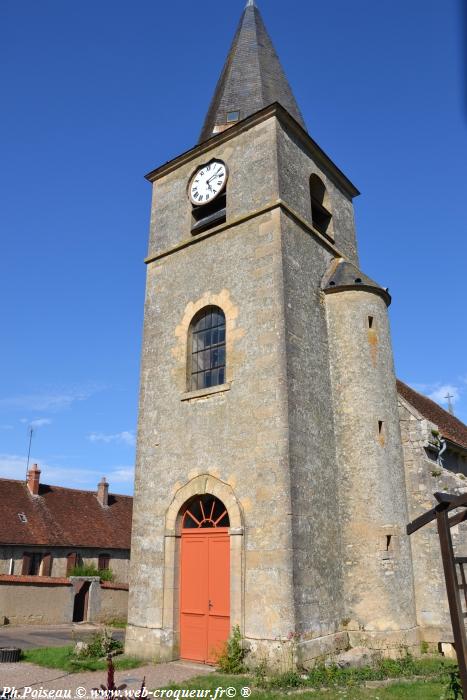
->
[208,599,213,609]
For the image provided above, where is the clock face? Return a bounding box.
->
[189,160,227,206]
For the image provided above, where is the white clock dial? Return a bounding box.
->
[189,160,227,206]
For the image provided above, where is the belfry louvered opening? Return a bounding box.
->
[310,174,332,236]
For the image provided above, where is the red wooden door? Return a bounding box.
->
[180,530,230,663]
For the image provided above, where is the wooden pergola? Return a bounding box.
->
[407,491,467,696]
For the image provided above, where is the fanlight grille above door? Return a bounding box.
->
[182,494,230,529]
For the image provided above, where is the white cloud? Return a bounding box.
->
[0,454,32,480]
[0,383,105,413]
[29,418,52,429]
[88,431,136,447]
[428,384,460,406]
[108,466,135,484]
[0,454,134,494]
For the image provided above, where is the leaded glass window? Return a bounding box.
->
[190,306,226,391]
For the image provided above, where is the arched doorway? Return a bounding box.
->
[180,494,230,663]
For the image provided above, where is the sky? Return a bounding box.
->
[1,0,466,494]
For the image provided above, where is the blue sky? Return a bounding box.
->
[1,0,466,494]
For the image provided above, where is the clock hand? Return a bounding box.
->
[207,169,223,184]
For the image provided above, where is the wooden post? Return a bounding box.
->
[437,509,467,695]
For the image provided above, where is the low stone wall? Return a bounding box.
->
[97,582,129,623]
[0,576,128,625]
[0,575,73,625]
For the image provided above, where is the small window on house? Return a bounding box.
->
[22,552,42,576]
[66,552,78,576]
[41,553,52,576]
[189,306,226,391]
[98,553,110,571]
[310,174,332,236]
[226,111,240,123]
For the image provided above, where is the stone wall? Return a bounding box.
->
[280,210,344,642]
[128,205,294,659]
[0,576,128,625]
[147,116,279,259]
[276,123,359,265]
[0,576,73,625]
[400,395,467,644]
[95,582,129,624]
[325,290,417,650]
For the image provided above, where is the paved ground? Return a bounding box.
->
[0,624,124,650]
[0,625,215,692]
[0,660,214,692]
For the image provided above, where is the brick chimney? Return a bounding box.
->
[27,463,41,496]
[97,476,109,507]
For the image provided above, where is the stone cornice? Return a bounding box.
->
[144,103,360,200]
[144,199,344,265]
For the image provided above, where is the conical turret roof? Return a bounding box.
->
[199,1,306,143]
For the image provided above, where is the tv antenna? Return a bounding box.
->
[25,426,34,481]
[445,392,455,416]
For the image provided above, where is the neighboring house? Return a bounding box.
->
[0,464,132,583]
[398,380,467,640]
[398,379,467,476]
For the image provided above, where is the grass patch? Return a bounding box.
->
[106,618,127,629]
[294,654,456,689]
[163,674,448,699]
[162,656,458,699]
[21,645,141,673]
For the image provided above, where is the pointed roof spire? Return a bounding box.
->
[198,2,306,143]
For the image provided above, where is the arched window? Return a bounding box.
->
[182,495,230,529]
[189,306,226,391]
[310,174,332,235]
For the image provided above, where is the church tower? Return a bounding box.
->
[126,1,417,665]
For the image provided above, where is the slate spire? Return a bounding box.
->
[198,2,306,143]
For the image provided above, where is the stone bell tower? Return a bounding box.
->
[126,0,417,665]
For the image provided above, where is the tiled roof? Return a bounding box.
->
[321,259,391,306]
[199,2,306,143]
[397,379,467,451]
[0,480,132,549]
[0,575,71,585]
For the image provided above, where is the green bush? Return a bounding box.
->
[69,564,114,582]
[268,670,304,688]
[445,669,463,700]
[216,625,245,674]
[80,628,122,658]
[98,568,114,581]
